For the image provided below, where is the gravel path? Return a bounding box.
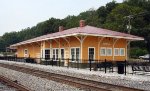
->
[0,60,150,90]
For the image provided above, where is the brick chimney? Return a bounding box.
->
[59,26,64,32]
[79,20,85,27]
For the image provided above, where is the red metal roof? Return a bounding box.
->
[11,25,144,47]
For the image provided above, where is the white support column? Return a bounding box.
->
[53,39,60,59]
[63,37,70,59]
[112,38,119,61]
[50,40,53,59]
[98,37,104,61]
[43,41,46,59]
[75,36,87,61]
[41,41,43,58]
[59,39,61,59]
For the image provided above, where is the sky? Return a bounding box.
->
[0,0,123,36]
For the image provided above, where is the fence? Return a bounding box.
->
[0,56,150,75]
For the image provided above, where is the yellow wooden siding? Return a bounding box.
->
[16,36,127,62]
[17,43,40,58]
[82,36,98,63]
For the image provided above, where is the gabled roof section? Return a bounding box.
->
[10,25,144,47]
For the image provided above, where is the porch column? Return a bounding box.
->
[63,37,70,59]
[75,36,87,61]
[50,40,53,59]
[41,41,44,59]
[112,38,119,61]
[53,39,60,60]
[98,37,104,61]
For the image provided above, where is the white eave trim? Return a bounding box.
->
[10,33,144,47]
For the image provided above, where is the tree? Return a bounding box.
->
[104,4,144,32]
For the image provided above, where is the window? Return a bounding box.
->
[106,48,112,56]
[100,47,112,56]
[24,49,28,57]
[100,47,106,56]
[71,48,80,61]
[120,48,125,56]
[114,48,119,56]
[71,48,75,61]
[76,48,80,61]
[88,48,95,60]
[53,49,59,61]
[45,49,50,60]
[61,49,64,59]
[24,49,28,55]
[53,49,55,59]
[56,49,58,60]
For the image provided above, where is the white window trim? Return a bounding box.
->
[70,47,80,62]
[60,48,65,60]
[120,48,125,56]
[106,48,112,56]
[88,47,95,60]
[44,48,50,59]
[24,49,28,54]
[114,48,120,56]
[24,49,28,57]
[100,47,106,56]
[52,48,59,61]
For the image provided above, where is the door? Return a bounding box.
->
[88,48,95,61]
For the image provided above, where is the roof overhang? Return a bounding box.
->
[10,33,144,47]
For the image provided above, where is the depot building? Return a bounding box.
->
[10,20,144,63]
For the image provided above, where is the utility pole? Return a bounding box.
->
[124,15,133,60]
[124,11,149,60]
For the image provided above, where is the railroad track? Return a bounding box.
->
[0,75,31,91]
[0,63,143,91]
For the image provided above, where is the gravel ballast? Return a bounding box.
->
[0,66,81,91]
[0,60,150,90]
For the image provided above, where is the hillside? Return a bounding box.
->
[0,0,150,58]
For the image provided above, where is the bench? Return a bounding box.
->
[132,65,150,75]
[97,62,113,72]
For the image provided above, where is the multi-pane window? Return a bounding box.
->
[53,49,59,60]
[114,48,119,56]
[71,48,80,61]
[88,48,95,60]
[53,49,55,59]
[100,48,106,56]
[45,49,50,60]
[71,48,75,61]
[120,48,125,56]
[100,47,112,56]
[61,49,64,59]
[106,48,112,56]
[56,49,58,60]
